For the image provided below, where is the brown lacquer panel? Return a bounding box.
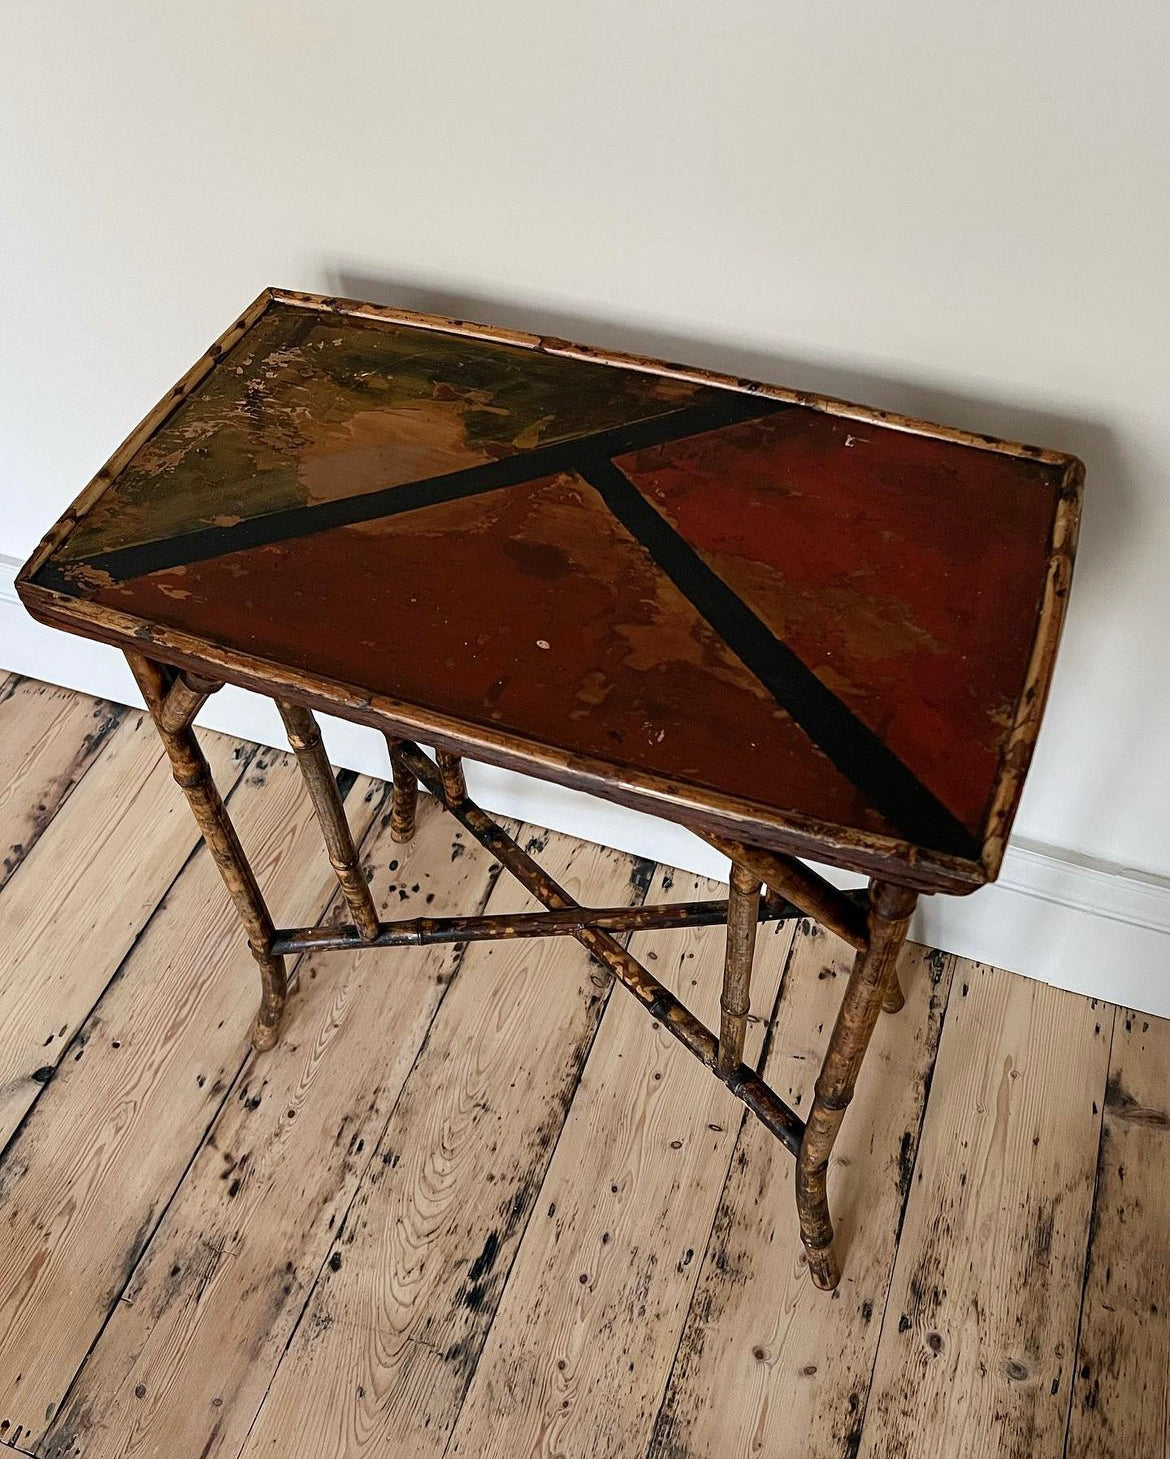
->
[613,410,1064,836]
[88,472,900,841]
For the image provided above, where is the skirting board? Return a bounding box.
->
[4,552,1168,1019]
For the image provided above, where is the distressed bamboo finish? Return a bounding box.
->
[251,951,288,1049]
[436,749,467,802]
[392,739,807,1155]
[270,891,799,956]
[277,701,379,940]
[882,959,907,1014]
[718,862,761,1077]
[125,651,287,1051]
[107,676,923,1280]
[704,832,869,950]
[708,831,905,1015]
[796,878,918,1288]
[384,736,418,843]
[157,669,222,735]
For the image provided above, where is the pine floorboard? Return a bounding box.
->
[0,677,1163,1459]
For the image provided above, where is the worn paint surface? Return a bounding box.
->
[59,307,711,560]
[615,412,1061,836]
[34,300,1066,863]
[88,473,895,839]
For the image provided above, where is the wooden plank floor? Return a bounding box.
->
[0,676,1165,1459]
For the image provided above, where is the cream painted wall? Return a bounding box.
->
[3,0,1169,877]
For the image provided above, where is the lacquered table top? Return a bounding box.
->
[19,290,1082,892]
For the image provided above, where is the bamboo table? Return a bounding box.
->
[17,290,1082,1289]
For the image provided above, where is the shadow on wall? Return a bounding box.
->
[326,262,1134,861]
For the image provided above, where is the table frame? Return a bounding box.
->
[129,647,917,1290]
[17,289,1084,1291]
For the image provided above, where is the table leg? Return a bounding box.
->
[277,701,379,941]
[436,750,467,802]
[882,961,906,1014]
[385,741,464,836]
[717,862,761,1078]
[125,652,288,1052]
[796,877,917,1289]
[384,737,418,843]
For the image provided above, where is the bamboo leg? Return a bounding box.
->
[391,738,808,1149]
[384,736,418,843]
[277,701,379,941]
[718,862,761,1077]
[252,951,288,1052]
[384,739,808,1152]
[796,878,917,1289]
[701,832,868,950]
[436,749,467,802]
[125,652,288,1052]
[158,669,223,735]
[882,963,906,1014]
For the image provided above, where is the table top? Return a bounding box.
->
[19,289,1082,893]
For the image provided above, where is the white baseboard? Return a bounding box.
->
[5,552,1169,1018]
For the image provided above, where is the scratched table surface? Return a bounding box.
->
[20,291,1081,892]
